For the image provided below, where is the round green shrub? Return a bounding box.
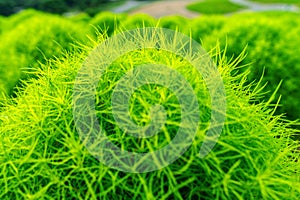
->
[122,13,156,30]
[2,9,44,33]
[201,13,300,121]
[69,12,92,24]
[90,11,127,36]
[189,15,225,42]
[158,15,189,34]
[0,31,299,199]
[0,12,89,98]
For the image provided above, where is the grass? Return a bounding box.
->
[187,0,247,15]
[0,27,299,199]
[250,0,300,6]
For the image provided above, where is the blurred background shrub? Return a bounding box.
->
[0,10,89,98]
[200,12,300,121]
[158,15,189,34]
[121,13,156,29]
[90,11,127,35]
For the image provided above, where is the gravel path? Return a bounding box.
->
[127,0,199,18]
[112,0,299,19]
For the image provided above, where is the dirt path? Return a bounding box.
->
[120,0,299,19]
[129,0,200,18]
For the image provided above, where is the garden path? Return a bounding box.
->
[128,0,199,18]
[112,0,299,18]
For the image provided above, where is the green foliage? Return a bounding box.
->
[187,0,247,15]
[0,31,299,199]
[0,12,89,98]
[1,10,300,123]
[201,12,300,120]
[250,0,300,6]
[2,9,45,33]
[122,13,156,29]
[90,11,127,35]
[0,9,300,200]
[0,0,112,16]
[158,15,189,34]
[189,15,225,41]
[69,12,92,23]
[0,16,6,34]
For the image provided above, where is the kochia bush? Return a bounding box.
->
[201,12,300,121]
[0,12,88,98]
[90,11,127,36]
[0,30,299,199]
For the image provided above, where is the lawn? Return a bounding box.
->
[250,0,300,6]
[187,0,247,14]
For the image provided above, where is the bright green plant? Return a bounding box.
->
[201,12,300,121]
[1,9,44,33]
[187,0,247,15]
[0,11,88,98]
[158,15,189,34]
[90,11,127,36]
[122,13,156,29]
[0,16,5,34]
[69,12,92,24]
[1,10,300,124]
[0,29,299,199]
[189,15,225,42]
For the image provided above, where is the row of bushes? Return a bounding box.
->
[1,10,299,122]
[1,9,300,200]
[0,20,299,199]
